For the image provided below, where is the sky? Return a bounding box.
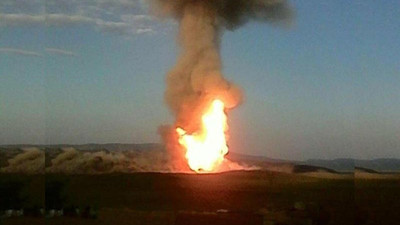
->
[0,0,399,160]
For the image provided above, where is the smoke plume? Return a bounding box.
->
[150,0,293,169]
[0,148,45,174]
[46,148,176,174]
[0,1,292,174]
[0,147,258,174]
[46,148,130,174]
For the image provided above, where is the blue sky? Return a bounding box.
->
[0,0,399,160]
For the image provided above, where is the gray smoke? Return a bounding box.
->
[150,0,293,127]
[150,0,293,169]
[0,1,292,174]
[150,0,293,29]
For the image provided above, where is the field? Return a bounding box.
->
[1,171,399,225]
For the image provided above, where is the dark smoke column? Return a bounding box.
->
[150,0,293,171]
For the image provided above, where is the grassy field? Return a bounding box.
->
[0,171,399,225]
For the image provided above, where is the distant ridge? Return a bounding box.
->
[303,158,354,172]
[355,158,400,172]
[355,167,379,174]
[305,158,400,172]
[292,164,339,174]
[0,143,163,151]
[1,143,399,172]
[226,152,294,163]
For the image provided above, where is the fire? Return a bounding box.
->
[176,99,228,172]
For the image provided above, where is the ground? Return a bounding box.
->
[1,171,399,225]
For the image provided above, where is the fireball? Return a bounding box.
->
[176,99,228,172]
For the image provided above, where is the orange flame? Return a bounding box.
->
[176,99,228,172]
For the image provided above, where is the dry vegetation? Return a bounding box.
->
[1,147,399,224]
[1,171,399,225]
